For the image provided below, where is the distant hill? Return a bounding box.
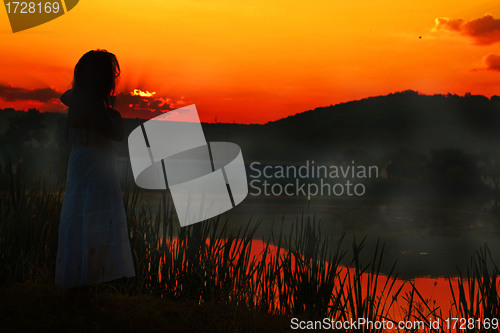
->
[200,90,500,161]
[2,89,500,163]
[268,90,499,149]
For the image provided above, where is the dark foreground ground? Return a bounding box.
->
[0,282,292,333]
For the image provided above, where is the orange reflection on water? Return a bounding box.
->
[144,237,496,327]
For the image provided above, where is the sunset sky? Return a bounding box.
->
[1,0,500,123]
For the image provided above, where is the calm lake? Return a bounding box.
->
[139,189,500,280]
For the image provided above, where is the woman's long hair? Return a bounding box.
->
[68,50,120,130]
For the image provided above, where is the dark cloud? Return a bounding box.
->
[0,84,188,119]
[115,92,171,119]
[436,14,500,45]
[0,84,60,102]
[115,91,190,119]
[484,54,500,72]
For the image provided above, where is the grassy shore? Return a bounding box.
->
[0,281,292,332]
[1,177,499,332]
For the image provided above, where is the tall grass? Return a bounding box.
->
[0,173,62,283]
[448,245,500,331]
[1,175,499,332]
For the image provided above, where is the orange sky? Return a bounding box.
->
[1,0,500,123]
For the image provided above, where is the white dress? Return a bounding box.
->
[56,127,135,288]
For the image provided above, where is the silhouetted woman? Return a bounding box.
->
[56,50,135,303]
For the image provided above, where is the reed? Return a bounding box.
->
[448,244,500,331]
[0,172,62,283]
[1,174,499,332]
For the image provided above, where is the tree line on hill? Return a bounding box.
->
[1,90,499,198]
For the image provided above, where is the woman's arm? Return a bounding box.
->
[63,88,124,140]
[60,89,72,107]
[96,108,125,141]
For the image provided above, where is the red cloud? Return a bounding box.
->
[0,83,60,102]
[114,90,190,119]
[484,54,500,72]
[436,14,500,45]
[0,83,190,119]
